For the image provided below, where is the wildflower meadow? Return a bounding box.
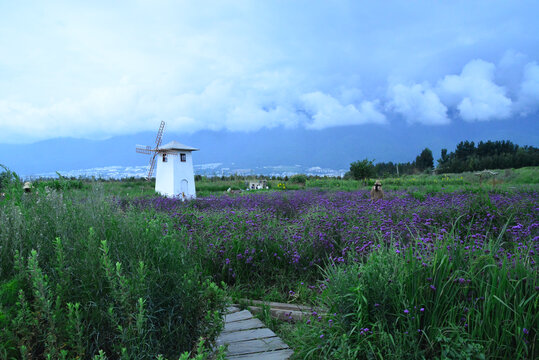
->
[0,171,537,359]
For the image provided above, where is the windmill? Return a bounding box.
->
[136,121,199,199]
[136,121,166,181]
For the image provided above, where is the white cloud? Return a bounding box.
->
[436,59,512,121]
[0,84,150,142]
[497,50,528,97]
[388,83,449,125]
[299,92,386,130]
[1,2,539,143]
[515,62,539,115]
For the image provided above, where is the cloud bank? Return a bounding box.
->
[436,60,512,121]
[387,83,449,125]
[1,56,538,143]
[0,1,538,143]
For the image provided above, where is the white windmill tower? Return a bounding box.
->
[136,121,199,199]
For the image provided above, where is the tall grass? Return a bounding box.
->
[284,233,537,359]
[0,185,226,359]
[2,168,537,358]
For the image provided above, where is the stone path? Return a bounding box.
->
[240,299,318,322]
[217,306,294,360]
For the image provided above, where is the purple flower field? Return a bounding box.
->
[129,190,538,286]
[124,189,539,358]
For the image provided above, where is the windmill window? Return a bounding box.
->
[180,153,186,162]
[162,153,168,162]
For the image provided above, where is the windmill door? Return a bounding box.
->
[180,179,188,195]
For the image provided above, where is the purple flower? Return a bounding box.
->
[404,309,409,314]
[420,307,425,312]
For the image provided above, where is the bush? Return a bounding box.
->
[0,187,226,359]
[0,165,19,193]
[349,159,375,185]
[290,174,308,185]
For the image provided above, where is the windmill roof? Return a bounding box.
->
[158,141,199,151]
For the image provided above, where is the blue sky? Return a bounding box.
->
[0,0,538,145]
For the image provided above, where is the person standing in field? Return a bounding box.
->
[370,180,384,200]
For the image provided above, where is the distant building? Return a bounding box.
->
[247,180,268,190]
[155,141,199,199]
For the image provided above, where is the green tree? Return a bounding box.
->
[290,174,307,186]
[349,159,375,186]
[415,148,434,171]
[439,149,448,164]
[0,164,19,192]
[455,140,476,160]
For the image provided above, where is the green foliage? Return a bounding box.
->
[0,187,226,359]
[1,174,538,358]
[39,174,85,191]
[0,164,20,194]
[438,140,539,173]
[415,148,434,172]
[349,159,375,185]
[290,174,308,185]
[286,237,537,359]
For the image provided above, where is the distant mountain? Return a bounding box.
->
[1,117,537,177]
[31,164,347,180]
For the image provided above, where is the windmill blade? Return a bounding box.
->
[154,121,165,149]
[136,121,165,181]
[136,145,153,154]
[147,152,158,180]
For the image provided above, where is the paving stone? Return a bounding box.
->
[226,337,289,356]
[225,309,253,323]
[216,327,275,345]
[219,308,293,359]
[226,348,294,360]
[223,318,266,333]
[227,306,241,314]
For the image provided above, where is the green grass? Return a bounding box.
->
[282,240,537,359]
[197,165,539,195]
[0,166,537,359]
[0,185,227,359]
[20,166,538,198]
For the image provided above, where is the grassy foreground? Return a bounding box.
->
[0,167,537,359]
[0,185,227,360]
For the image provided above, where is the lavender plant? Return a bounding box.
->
[1,178,537,358]
[127,188,537,358]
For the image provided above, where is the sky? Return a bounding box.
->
[0,0,538,146]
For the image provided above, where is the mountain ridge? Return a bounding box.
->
[1,118,537,177]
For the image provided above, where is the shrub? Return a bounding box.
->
[0,164,19,193]
[0,187,226,359]
[349,159,375,185]
[290,174,308,185]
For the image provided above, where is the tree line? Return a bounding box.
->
[348,140,539,180]
[437,140,539,173]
